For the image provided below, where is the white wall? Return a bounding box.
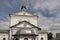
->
[10,28,19,40]
[32,28,38,34]
[0,33,9,40]
[11,28,20,35]
[10,14,38,27]
[38,33,48,40]
[9,11,39,40]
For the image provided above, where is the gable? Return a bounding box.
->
[13,22,33,28]
[10,21,41,29]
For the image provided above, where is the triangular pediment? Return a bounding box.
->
[10,21,40,29]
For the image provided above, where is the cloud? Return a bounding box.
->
[0,20,9,29]
[32,0,60,10]
[0,0,60,30]
[28,0,60,31]
[0,12,9,29]
[4,2,14,9]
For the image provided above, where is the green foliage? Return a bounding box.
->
[48,32,53,40]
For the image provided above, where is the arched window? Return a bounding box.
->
[24,38,28,40]
[41,37,43,40]
[3,38,6,40]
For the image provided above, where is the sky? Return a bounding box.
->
[0,0,60,37]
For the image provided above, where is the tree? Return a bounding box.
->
[48,32,53,40]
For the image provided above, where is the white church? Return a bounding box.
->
[0,5,48,40]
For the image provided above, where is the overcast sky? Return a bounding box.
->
[0,0,60,34]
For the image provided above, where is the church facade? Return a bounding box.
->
[0,6,48,40]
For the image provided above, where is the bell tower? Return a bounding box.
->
[10,0,38,27]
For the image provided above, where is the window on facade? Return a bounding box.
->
[24,38,28,40]
[41,37,43,40]
[3,38,6,40]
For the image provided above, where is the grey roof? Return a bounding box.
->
[0,30,9,33]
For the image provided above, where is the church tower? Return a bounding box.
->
[9,3,40,40]
[9,5,38,27]
[9,0,38,27]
